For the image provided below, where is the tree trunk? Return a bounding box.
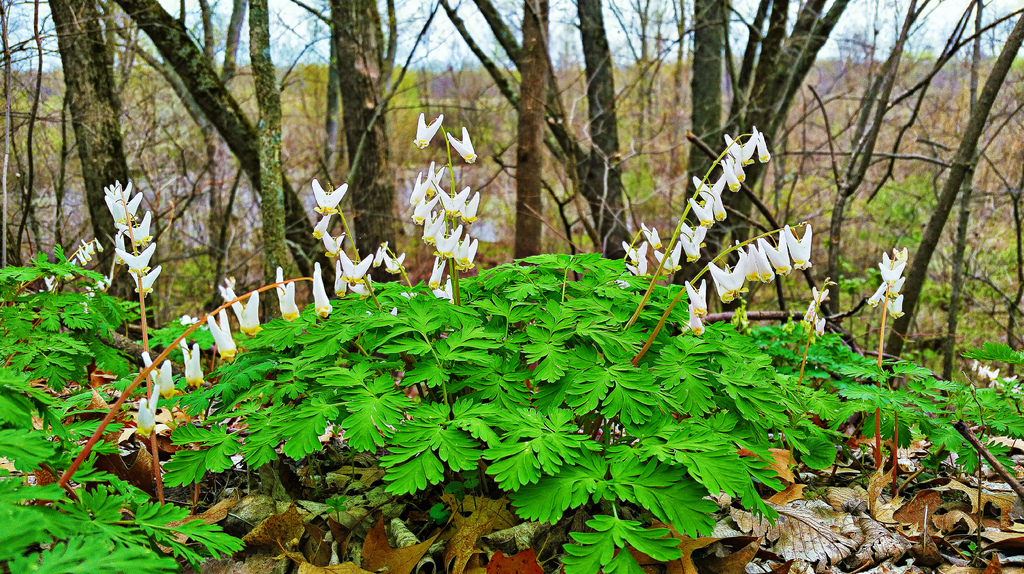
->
[50,0,129,272]
[221,0,246,82]
[514,0,547,258]
[248,0,288,286]
[578,0,628,258]
[686,0,725,256]
[324,38,342,176]
[115,0,323,277]
[329,0,396,265]
[886,11,1024,358]
[942,1,983,380]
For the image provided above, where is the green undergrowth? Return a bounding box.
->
[4,251,1024,573]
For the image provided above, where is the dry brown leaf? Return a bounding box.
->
[770,449,796,483]
[281,548,375,574]
[486,548,543,574]
[940,481,1016,526]
[442,495,508,574]
[243,503,305,548]
[656,522,719,574]
[361,516,442,574]
[984,554,1003,574]
[769,484,806,505]
[893,490,942,528]
[867,467,893,518]
[168,496,240,529]
[931,509,977,534]
[704,537,761,574]
[732,501,860,572]
[455,495,517,530]
[824,487,868,514]
[848,516,909,569]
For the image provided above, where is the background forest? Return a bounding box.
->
[3,0,1024,573]
[1,0,1022,376]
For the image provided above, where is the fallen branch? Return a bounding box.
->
[953,420,1024,502]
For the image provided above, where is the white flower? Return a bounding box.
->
[410,172,430,205]
[755,128,771,163]
[626,242,649,276]
[313,214,332,239]
[181,342,204,389]
[429,257,446,290]
[237,290,261,336]
[179,314,198,326]
[461,192,481,223]
[708,261,746,303]
[887,293,904,318]
[114,233,127,264]
[118,210,153,247]
[104,181,143,226]
[154,359,175,399]
[412,197,438,225]
[815,317,826,336]
[422,213,445,246]
[426,162,446,196]
[879,255,907,287]
[747,244,775,283]
[452,187,472,216]
[687,279,707,317]
[313,262,332,318]
[455,237,478,271]
[373,243,389,268]
[207,309,237,361]
[653,241,683,273]
[322,231,346,258]
[414,113,443,149]
[437,225,464,259]
[641,224,663,250]
[688,304,705,336]
[385,252,407,274]
[433,277,454,301]
[679,223,706,262]
[116,243,157,275]
[447,127,477,163]
[136,395,158,437]
[757,236,791,276]
[889,276,905,295]
[688,196,715,228]
[786,225,812,270]
[812,286,829,307]
[350,282,370,299]
[338,251,372,286]
[615,279,630,290]
[721,158,741,192]
[275,268,300,321]
[705,189,726,222]
[312,179,348,215]
[136,265,162,296]
[867,282,888,307]
[334,260,348,296]
[804,300,818,324]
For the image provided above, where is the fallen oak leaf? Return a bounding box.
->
[703,537,762,574]
[361,516,443,574]
[281,547,375,574]
[486,548,543,574]
[243,503,305,549]
[655,521,720,574]
[442,494,508,574]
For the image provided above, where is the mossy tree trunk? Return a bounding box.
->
[248,0,288,286]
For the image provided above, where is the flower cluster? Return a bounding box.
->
[411,113,481,302]
[105,182,162,297]
[803,286,830,336]
[867,247,907,318]
[623,129,813,335]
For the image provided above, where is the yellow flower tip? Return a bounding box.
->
[464,154,478,163]
[187,377,203,389]
[219,349,237,362]
[414,139,429,149]
[137,423,154,437]
[316,306,332,319]
[282,312,299,322]
[241,325,262,337]
[313,230,324,239]
[159,388,177,400]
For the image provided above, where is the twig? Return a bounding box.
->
[953,420,1024,502]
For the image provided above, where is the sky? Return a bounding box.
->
[3,0,1022,75]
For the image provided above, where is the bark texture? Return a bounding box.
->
[114,0,323,276]
[885,12,1024,358]
[249,0,288,285]
[329,0,396,264]
[514,0,548,258]
[577,0,628,258]
[50,0,128,269]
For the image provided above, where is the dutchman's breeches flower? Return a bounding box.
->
[686,280,708,317]
[708,261,746,303]
[447,126,477,163]
[313,262,332,318]
[757,237,791,276]
[116,243,157,275]
[641,224,663,250]
[688,305,705,336]
[238,290,261,336]
[181,342,204,388]
[312,180,347,215]
[207,309,237,361]
[414,113,444,149]
[429,257,445,290]
[136,394,158,437]
[786,225,813,270]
